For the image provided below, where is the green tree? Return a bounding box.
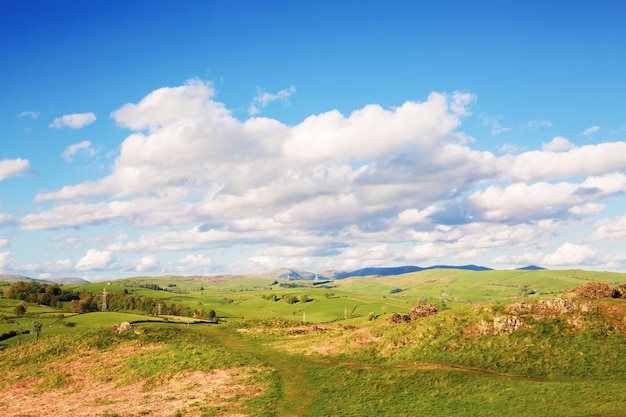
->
[14,302,26,317]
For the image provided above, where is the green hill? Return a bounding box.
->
[1,269,625,416]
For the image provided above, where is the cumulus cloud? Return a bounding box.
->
[75,249,113,270]
[176,253,213,273]
[134,255,159,272]
[503,141,626,182]
[32,82,481,236]
[0,158,31,181]
[249,85,296,115]
[20,80,626,273]
[591,214,626,241]
[50,112,96,129]
[463,173,626,224]
[541,136,575,152]
[0,238,8,248]
[542,243,597,266]
[284,92,475,163]
[61,141,97,163]
[492,241,597,268]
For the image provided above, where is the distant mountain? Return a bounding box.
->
[516,265,546,271]
[327,264,492,279]
[427,264,493,272]
[0,274,89,284]
[331,266,424,279]
[251,268,329,280]
[0,274,47,283]
[47,277,90,284]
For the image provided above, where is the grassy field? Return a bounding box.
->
[1,269,625,416]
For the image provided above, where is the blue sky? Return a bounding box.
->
[2,1,626,280]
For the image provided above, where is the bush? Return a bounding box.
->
[14,303,27,317]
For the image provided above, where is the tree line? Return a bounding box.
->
[3,282,216,320]
[3,281,80,307]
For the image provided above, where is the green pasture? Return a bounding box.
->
[1,268,626,417]
[337,268,626,303]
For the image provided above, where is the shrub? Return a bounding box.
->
[14,303,27,317]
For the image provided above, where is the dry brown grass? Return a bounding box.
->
[0,342,265,417]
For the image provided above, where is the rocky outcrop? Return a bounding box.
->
[467,298,599,337]
[572,282,624,299]
[387,304,438,323]
[470,314,525,336]
[114,322,133,333]
[506,298,595,317]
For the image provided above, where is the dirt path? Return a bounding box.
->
[198,326,318,417]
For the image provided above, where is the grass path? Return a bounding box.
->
[197,326,319,417]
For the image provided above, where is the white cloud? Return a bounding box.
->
[541,136,575,152]
[56,259,74,270]
[32,82,482,236]
[465,173,626,224]
[492,241,597,269]
[284,92,474,163]
[17,110,40,119]
[393,206,438,227]
[496,143,519,154]
[524,120,552,130]
[541,243,596,267]
[249,85,296,115]
[504,141,626,182]
[568,203,605,217]
[0,158,31,181]
[0,213,13,227]
[19,81,626,274]
[176,253,212,273]
[591,214,626,241]
[327,244,393,271]
[0,238,8,248]
[582,125,601,137]
[61,141,97,163]
[135,255,159,272]
[16,258,76,277]
[0,252,10,269]
[492,252,543,267]
[50,112,96,129]
[75,249,113,270]
[481,115,511,136]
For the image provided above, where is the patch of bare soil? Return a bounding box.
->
[0,343,265,417]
